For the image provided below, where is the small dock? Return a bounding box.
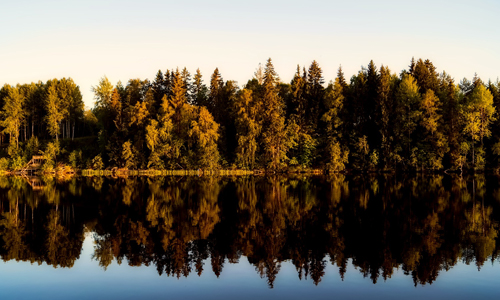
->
[20,155,45,174]
[22,175,45,191]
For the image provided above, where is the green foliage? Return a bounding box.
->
[122,140,136,169]
[45,84,63,141]
[90,154,104,170]
[0,158,9,171]
[0,84,24,149]
[92,76,114,110]
[188,107,220,169]
[24,136,40,159]
[69,150,83,169]
[369,150,379,169]
[10,156,25,170]
[43,141,60,162]
[40,141,60,171]
[395,74,421,163]
[326,139,349,172]
[235,89,260,169]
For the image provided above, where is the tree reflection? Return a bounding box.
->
[0,174,499,288]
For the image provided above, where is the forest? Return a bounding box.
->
[1,57,500,173]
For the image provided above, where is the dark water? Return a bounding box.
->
[0,174,499,299]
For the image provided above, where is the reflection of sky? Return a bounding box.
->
[0,235,498,300]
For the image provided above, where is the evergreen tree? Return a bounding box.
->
[193,69,209,107]
[365,60,380,150]
[376,65,396,169]
[306,60,325,129]
[289,65,307,125]
[208,68,224,120]
[321,72,348,171]
[260,58,294,170]
[413,59,439,94]
[181,67,193,104]
[152,70,166,110]
[439,73,462,170]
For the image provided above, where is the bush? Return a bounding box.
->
[90,154,104,170]
[69,150,83,169]
[0,158,10,171]
[10,156,26,170]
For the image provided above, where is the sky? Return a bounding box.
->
[1,0,499,108]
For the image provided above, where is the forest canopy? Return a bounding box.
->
[1,57,500,173]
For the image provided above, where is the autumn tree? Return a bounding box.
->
[235,89,260,169]
[0,85,24,150]
[45,82,64,142]
[462,83,495,168]
[260,58,295,170]
[419,90,448,169]
[394,74,421,166]
[188,107,220,169]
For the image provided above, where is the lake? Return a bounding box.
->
[0,174,499,299]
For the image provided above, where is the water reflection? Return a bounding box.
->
[0,174,499,288]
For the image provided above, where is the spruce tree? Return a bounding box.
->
[306,60,325,129]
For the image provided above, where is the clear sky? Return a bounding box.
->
[1,0,499,107]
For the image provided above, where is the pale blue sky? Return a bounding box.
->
[1,0,499,107]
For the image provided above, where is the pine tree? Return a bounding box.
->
[193,69,208,107]
[306,60,325,128]
[152,70,165,110]
[365,60,380,150]
[289,65,307,125]
[181,67,193,104]
[261,58,293,170]
[209,68,224,120]
[169,69,188,134]
[376,65,395,168]
[413,58,439,94]
[321,73,347,171]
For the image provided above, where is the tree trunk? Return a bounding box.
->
[472,135,475,169]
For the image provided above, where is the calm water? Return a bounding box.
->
[0,174,499,299]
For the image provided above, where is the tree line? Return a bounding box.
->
[2,57,500,172]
